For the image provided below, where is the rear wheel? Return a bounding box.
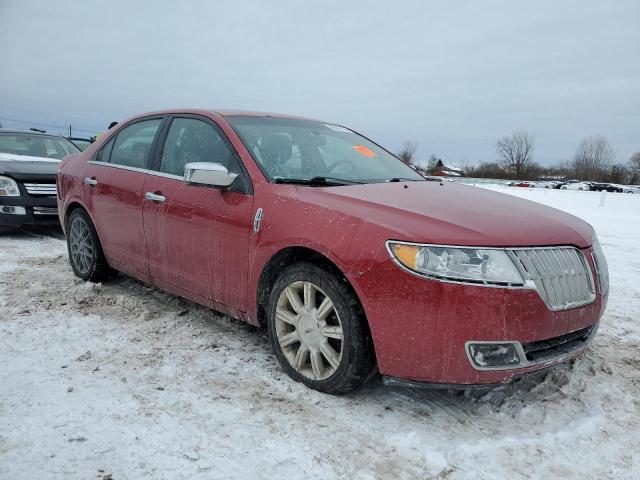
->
[267,262,375,394]
[66,208,115,282]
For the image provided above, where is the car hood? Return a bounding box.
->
[0,152,60,176]
[303,181,594,248]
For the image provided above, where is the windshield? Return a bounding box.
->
[0,133,81,160]
[226,116,424,184]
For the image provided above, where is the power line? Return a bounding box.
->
[0,116,101,134]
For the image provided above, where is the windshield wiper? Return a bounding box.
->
[274,176,363,186]
[386,177,425,182]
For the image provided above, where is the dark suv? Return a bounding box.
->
[0,129,80,226]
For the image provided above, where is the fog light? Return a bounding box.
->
[467,342,522,369]
[0,206,26,215]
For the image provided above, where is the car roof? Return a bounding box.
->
[0,128,68,139]
[123,108,321,123]
[214,109,317,120]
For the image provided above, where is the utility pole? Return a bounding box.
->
[69,125,72,138]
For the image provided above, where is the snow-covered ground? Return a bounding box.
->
[1,188,639,480]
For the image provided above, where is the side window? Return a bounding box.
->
[109,119,162,169]
[95,136,115,163]
[159,118,239,177]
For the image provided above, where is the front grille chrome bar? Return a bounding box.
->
[33,206,59,216]
[24,183,57,196]
[509,247,595,311]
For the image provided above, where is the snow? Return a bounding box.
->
[0,152,61,163]
[1,187,640,479]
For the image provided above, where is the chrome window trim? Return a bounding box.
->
[88,160,183,180]
[386,240,597,311]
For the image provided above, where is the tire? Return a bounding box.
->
[266,262,375,394]
[65,208,115,282]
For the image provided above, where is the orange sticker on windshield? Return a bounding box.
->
[353,145,377,157]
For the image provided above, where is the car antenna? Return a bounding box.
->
[30,127,46,133]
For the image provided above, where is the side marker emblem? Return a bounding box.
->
[253,208,264,233]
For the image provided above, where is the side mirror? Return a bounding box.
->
[184,162,238,188]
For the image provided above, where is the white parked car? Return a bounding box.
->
[534,181,561,189]
[561,182,591,191]
[623,185,640,194]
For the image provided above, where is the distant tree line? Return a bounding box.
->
[398,132,640,185]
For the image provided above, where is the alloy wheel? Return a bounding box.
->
[275,281,344,380]
[69,215,94,275]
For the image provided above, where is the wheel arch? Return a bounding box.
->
[256,246,370,333]
[64,200,86,225]
[63,201,107,257]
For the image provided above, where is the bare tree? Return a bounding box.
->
[571,135,615,181]
[496,130,535,177]
[629,151,640,184]
[397,141,418,166]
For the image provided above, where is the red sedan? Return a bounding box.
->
[57,109,609,394]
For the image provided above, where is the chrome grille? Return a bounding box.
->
[33,206,58,216]
[509,247,595,311]
[24,183,57,196]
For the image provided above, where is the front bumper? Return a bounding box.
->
[353,248,607,386]
[0,195,59,226]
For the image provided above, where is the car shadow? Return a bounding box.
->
[0,224,65,239]
[104,272,578,419]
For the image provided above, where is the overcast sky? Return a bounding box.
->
[1,0,638,165]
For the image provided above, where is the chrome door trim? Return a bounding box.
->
[88,160,183,180]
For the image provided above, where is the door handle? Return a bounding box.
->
[84,177,97,186]
[145,192,166,202]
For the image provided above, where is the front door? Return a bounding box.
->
[141,116,253,311]
[85,118,163,275]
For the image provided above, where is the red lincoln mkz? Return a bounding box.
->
[57,109,609,394]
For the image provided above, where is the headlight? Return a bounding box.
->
[591,234,609,296]
[387,241,525,286]
[0,176,20,196]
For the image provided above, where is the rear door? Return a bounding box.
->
[141,115,254,310]
[84,118,164,275]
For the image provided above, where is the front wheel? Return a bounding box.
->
[266,262,375,394]
[66,208,115,282]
